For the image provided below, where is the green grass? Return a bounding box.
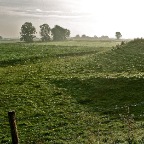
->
[0,40,144,143]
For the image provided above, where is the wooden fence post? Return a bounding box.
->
[8,111,19,144]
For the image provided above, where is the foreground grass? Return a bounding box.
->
[0,40,144,143]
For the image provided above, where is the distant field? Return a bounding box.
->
[0,40,144,143]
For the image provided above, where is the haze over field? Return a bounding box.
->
[0,0,144,38]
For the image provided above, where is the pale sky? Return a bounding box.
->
[0,0,144,38]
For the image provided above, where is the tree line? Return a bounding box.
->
[74,32,122,40]
[0,22,122,42]
[20,22,70,42]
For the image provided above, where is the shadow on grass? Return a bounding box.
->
[55,50,98,57]
[50,77,144,118]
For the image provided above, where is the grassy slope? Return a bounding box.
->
[0,40,144,143]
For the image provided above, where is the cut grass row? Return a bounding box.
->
[0,40,144,143]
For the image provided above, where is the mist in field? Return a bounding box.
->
[1,0,144,38]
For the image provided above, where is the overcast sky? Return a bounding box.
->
[0,0,144,38]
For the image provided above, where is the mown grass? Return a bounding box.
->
[0,40,144,143]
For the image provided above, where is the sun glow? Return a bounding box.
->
[1,0,144,38]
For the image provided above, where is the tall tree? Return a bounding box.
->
[40,24,51,42]
[51,25,70,41]
[115,32,122,39]
[20,22,36,42]
[0,36,2,40]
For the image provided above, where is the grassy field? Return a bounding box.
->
[0,40,144,143]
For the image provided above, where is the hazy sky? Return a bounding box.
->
[0,0,144,38]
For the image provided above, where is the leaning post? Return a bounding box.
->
[8,111,19,144]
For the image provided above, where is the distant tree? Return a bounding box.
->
[51,25,70,41]
[81,34,86,38]
[40,24,51,42]
[75,34,80,38]
[94,35,98,39]
[0,36,2,40]
[115,32,122,39]
[20,22,36,42]
[100,35,109,39]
